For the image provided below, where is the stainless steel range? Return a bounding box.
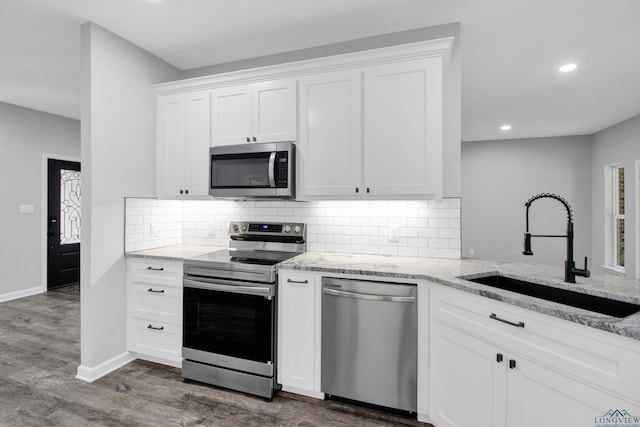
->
[182,221,306,399]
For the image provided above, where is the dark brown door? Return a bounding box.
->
[47,159,81,289]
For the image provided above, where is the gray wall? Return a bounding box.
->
[591,114,640,278]
[462,136,593,267]
[182,23,462,197]
[78,22,180,373]
[0,102,80,300]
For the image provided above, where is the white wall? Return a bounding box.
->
[78,23,180,378]
[592,114,640,278]
[462,136,592,268]
[182,23,462,197]
[0,102,79,301]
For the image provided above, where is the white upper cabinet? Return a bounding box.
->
[298,70,362,197]
[211,79,297,146]
[154,37,453,200]
[157,90,211,198]
[363,58,443,198]
[298,57,444,199]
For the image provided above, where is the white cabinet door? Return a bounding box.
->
[157,94,186,197]
[430,320,507,427]
[363,58,443,198]
[253,79,297,143]
[507,356,640,427]
[157,90,211,198]
[277,272,322,398]
[211,79,297,147]
[183,91,211,196]
[211,84,252,146]
[298,70,362,197]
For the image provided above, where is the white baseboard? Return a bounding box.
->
[75,351,136,383]
[0,286,43,303]
[418,413,435,425]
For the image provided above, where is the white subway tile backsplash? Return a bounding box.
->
[124,197,462,259]
[429,238,451,249]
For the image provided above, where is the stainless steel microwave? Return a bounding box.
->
[209,142,295,199]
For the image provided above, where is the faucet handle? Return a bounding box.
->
[583,256,591,277]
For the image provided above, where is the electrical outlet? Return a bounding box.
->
[150,224,158,237]
[389,225,400,244]
[469,248,475,256]
[208,225,216,238]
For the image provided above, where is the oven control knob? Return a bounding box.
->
[232,224,239,232]
[283,225,291,233]
[242,224,248,231]
[294,225,301,234]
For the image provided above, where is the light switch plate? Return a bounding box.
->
[19,204,35,214]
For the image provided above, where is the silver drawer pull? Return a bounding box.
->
[490,313,525,328]
[147,324,164,331]
[146,266,164,271]
[147,288,165,293]
[287,279,309,284]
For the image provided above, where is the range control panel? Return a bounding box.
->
[229,221,306,239]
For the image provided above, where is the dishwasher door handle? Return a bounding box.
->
[322,287,415,303]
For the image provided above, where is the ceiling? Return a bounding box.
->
[1,0,639,142]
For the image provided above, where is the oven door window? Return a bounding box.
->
[183,287,273,363]
[210,152,272,188]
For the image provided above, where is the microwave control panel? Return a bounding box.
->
[275,152,289,187]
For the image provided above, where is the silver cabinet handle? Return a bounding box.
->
[322,287,415,303]
[147,288,165,293]
[146,266,164,271]
[287,279,309,284]
[147,324,164,331]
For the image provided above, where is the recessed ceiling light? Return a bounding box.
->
[559,63,578,73]
[500,124,512,131]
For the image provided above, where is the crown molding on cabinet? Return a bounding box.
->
[154,37,454,95]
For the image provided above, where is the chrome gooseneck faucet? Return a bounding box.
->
[523,193,590,283]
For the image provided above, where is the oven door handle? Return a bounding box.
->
[184,278,272,298]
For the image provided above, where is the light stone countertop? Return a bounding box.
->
[277,251,640,341]
[123,246,640,341]
[125,245,226,261]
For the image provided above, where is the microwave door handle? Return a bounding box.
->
[268,152,276,187]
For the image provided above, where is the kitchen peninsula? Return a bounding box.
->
[127,246,640,426]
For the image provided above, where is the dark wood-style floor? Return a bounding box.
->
[0,285,429,426]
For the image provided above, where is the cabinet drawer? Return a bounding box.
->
[128,318,181,362]
[128,259,183,288]
[131,284,182,324]
[431,285,640,401]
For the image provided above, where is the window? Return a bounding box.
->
[610,164,625,270]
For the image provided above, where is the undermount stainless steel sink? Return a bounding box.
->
[461,274,640,318]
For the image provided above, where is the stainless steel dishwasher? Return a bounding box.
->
[321,277,417,413]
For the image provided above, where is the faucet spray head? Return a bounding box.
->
[523,233,533,255]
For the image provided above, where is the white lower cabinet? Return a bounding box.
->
[277,271,323,398]
[428,286,640,427]
[127,258,183,367]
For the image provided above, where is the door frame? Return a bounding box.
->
[41,153,81,292]
[636,159,640,279]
